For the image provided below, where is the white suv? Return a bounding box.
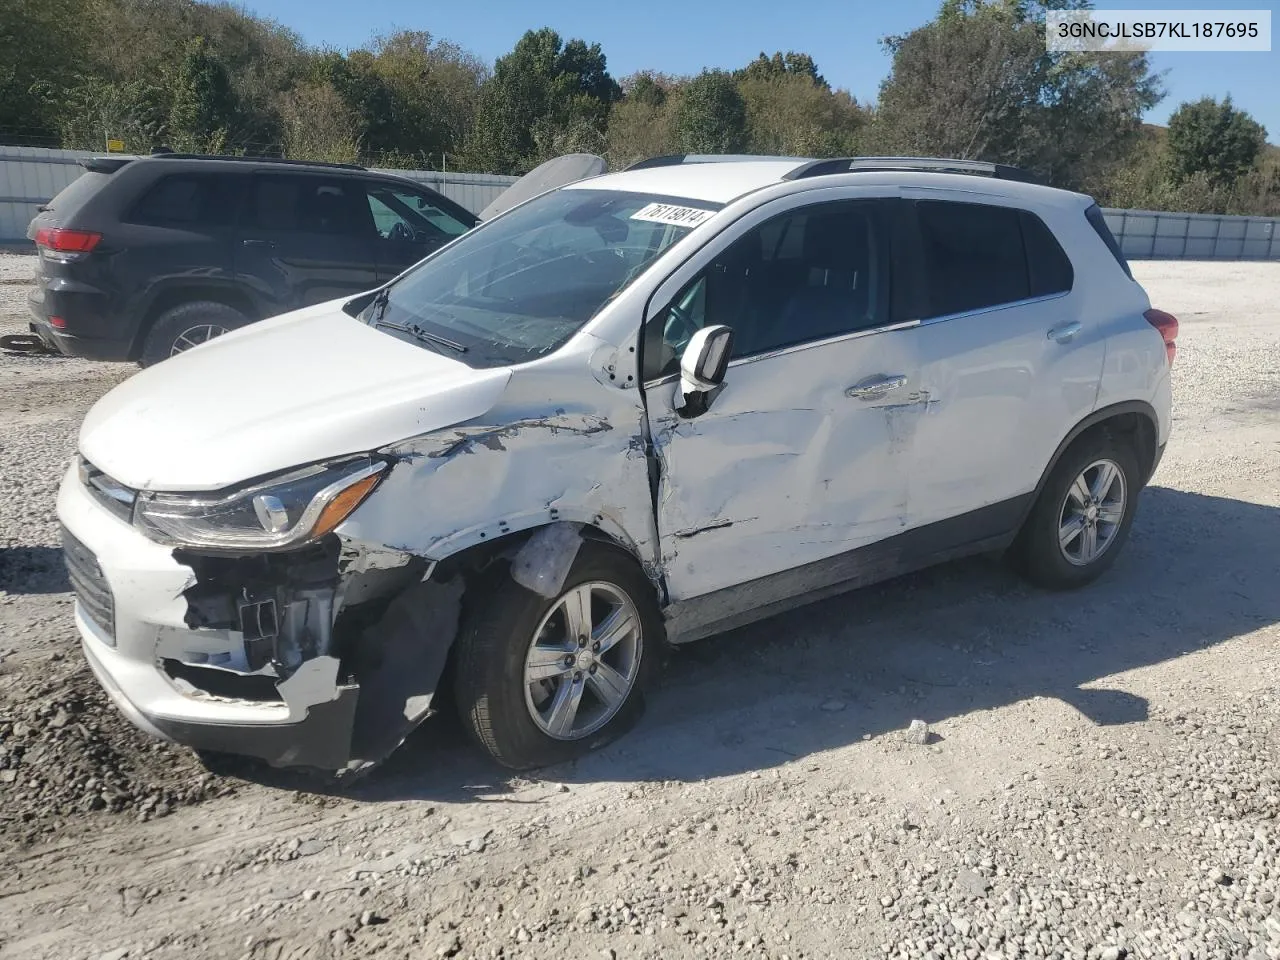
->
[56,155,1177,775]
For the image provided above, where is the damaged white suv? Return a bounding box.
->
[57,155,1177,775]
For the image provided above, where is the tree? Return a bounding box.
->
[675,70,747,154]
[735,51,828,91]
[874,0,1163,190]
[0,0,92,142]
[168,37,238,152]
[276,81,362,164]
[1167,97,1267,187]
[465,28,620,173]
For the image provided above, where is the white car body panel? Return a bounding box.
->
[79,299,511,491]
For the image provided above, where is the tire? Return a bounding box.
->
[1011,430,1142,590]
[453,542,663,770]
[138,301,250,367]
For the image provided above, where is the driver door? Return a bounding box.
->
[362,181,474,281]
[642,192,923,614]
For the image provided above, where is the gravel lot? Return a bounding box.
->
[1,252,1278,960]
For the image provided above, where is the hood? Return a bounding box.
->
[79,302,512,491]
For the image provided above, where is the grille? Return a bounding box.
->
[61,524,115,643]
[78,456,137,523]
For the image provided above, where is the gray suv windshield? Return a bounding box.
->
[367,188,721,366]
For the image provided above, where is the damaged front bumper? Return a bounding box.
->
[56,463,460,773]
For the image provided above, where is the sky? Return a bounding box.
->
[251,0,1280,141]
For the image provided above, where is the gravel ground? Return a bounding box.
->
[0,252,1278,960]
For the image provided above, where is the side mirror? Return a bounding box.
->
[677,324,734,418]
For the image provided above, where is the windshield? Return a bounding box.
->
[366,188,721,366]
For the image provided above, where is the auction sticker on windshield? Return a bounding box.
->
[630,203,716,227]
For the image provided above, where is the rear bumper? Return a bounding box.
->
[28,277,136,361]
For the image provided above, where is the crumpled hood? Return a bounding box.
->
[79,301,511,491]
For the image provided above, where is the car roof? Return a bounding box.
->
[567,160,807,204]
[565,157,1092,210]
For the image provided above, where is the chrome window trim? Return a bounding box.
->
[917,290,1070,327]
[643,318,921,388]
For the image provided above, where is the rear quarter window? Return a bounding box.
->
[41,171,114,218]
[1085,203,1133,279]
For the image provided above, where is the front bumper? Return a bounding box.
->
[57,464,361,770]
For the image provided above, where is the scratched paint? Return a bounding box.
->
[647,326,921,602]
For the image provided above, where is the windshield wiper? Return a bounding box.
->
[369,287,390,324]
[376,316,468,354]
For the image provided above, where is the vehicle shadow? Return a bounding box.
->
[233,485,1280,800]
[0,546,70,594]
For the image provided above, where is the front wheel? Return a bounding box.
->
[453,542,663,770]
[1011,432,1141,590]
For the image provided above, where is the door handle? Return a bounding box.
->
[241,239,275,249]
[1047,321,1082,343]
[846,374,908,400]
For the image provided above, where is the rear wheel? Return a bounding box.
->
[1012,431,1141,590]
[139,301,249,367]
[453,542,662,770]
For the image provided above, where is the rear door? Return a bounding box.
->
[361,180,475,281]
[905,195,1103,528]
[235,173,380,314]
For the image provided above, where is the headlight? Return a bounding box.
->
[134,458,387,551]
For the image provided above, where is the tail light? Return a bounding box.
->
[1144,308,1178,366]
[34,227,102,262]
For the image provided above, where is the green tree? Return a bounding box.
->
[168,37,237,152]
[740,76,866,157]
[276,81,362,164]
[1166,96,1267,187]
[466,28,620,173]
[735,51,828,90]
[0,0,91,142]
[675,70,747,154]
[874,0,1163,190]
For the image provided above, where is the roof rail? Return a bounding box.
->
[148,153,368,171]
[782,156,1043,185]
[625,153,803,171]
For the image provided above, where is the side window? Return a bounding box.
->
[365,184,472,242]
[642,199,892,381]
[247,176,373,236]
[1021,210,1074,297]
[916,200,1029,318]
[128,174,241,227]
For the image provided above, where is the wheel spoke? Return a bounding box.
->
[526,645,572,682]
[1079,522,1099,560]
[592,607,636,655]
[544,676,584,737]
[1068,475,1091,509]
[561,584,593,645]
[588,662,630,708]
[1097,502,1124,525]
[1059,515,1086,549]
[1090,461,1118,501]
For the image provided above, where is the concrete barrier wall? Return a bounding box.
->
[4,146,1278,260]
